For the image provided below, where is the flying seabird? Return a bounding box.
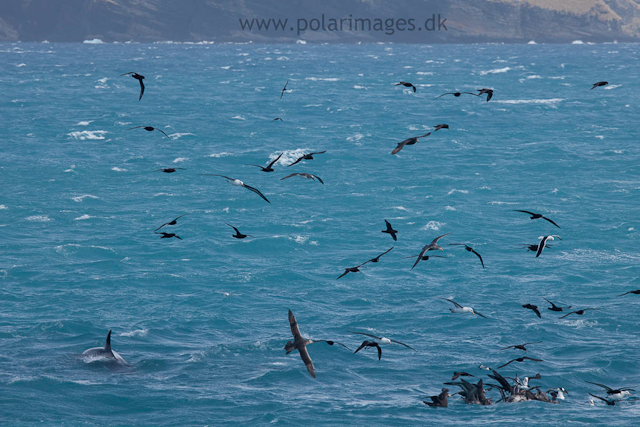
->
[337,262,368,280]
[285,309,351,378]
[618,289,640,297]
[366,247,393,263]
[590,81,608,90]
[154,214,186,231]
[120,72,145,100]
[155,231,182,240]
[522,304,541,318]
[500,342,541,352]
[287,151,326,167]
[478,364,491,371]
[129,126,169,138]
[435,91,481,99]
[391,132,431,155]
[433,124,450,131]
[412,233,450,270]
[280,173,324,184]
[272,117,283,122]
[477,88,494,101]
[544,298,571,312]
[559,308,598,319]
[249,153,282,172]
[280,80,288,99]
[350,331,416,360]
[452,372,475,380]
[423,388,451,407]
[585,381,634,400]
[227,224,251,239]
[402,254,445,261]
[395,81,417,92]
[520,243,553,252]
[589,393,616,406]
[382,220,398,241]
[536,235,561,258]
[497,357,543,369]
[449,243,484,268]
[199,174,270,203]
[513,210,560,228]
[441,298,486,318]
[157,168,185,173]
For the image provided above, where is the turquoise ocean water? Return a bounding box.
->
[1,41,640,425]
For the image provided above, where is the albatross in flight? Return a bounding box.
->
[449,243,485,268]
[585,381,634,400]
[280,173,324,184]
[129,126,169,138]
[441,298,486,318]
[411,233,450,270]
[395,81,417,92]
[280,80,288,99]
[536,235,561,258]
[248,153,282,172]
[514,210,560,228]
[199,174,270,203]
[121,72,145,100]
[391,132,431,155]
[285,309,350,378]
[350,331,416,360]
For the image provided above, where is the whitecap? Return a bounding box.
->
[422,221,444,231]
[479,67,510,75]
[169,132,194,139]
[206,152,232,158]
[76,121,93,126]
[353,85,369,90]
[447,189,469,195]
[604,84,621,90]
[111,167,127,172]
[120,329,148,337]
[67,130,107,140]
[305,77,339,81]
[173,157,188,163]
[74,214,91,220]
[16,63,26,67]
[571,40,584,45]
[26,215,51,222]
[492,98,564,105]
[0,205,7,210]
[83,38,105,44]
[527,40,537,45]
[231,115,246,120]
[72,195,98,202]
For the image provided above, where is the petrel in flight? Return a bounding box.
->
[121,72,145,100]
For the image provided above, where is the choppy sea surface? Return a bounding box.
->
[1,41,640,425]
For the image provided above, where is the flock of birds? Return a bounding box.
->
[76,71,636,409]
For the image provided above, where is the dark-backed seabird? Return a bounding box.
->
[591,81,608,90]
[337,262,368,279]
[618,289,640,297]
[350,331,416,360]
[157,168,185,173]
[477,88,494,101]
[514,210,560,228]
[423,388,451,407]
[433,124,450,131]
[272,117,283,122]
[129,126,169,138]
[285,310,351,378]
[435,91,481,99]
[155,231,182,240]
[536,235,561,258]
[589,393,616,405]
[288,151,326,167]
[441,298,486,318]
[382,220,398,241]
[120,72,145,100]
[391,132,431,155]
[522,304,541,318]
[585,381,634,400]
[500,342,541,352]
[497,357,543,369]
[412,233,450,270]
[280,80,288,99]
[559,308,598,319]
[449,243,484,268]
[199,174,270,203]
[227,224,251,239]
[544,298,571,312]
[395,81,417,92]
[452,372,475,380]
[281,173,324,184]
[402,254,445,261]
[155,215,186,231]
[547,387,568,401]
[249,153,282,173]
[520,243,553,252]
[366,247,393,263]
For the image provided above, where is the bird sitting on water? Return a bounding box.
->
[423,388,451,407]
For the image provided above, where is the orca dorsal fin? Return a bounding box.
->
[105,330,112,352]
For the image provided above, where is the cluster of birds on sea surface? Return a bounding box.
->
[75,71,635,408]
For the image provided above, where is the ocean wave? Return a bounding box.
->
[121,328,148,337]
[169,132,194,139]
[422,221,445,231]
[479,66,510,75]
[76,120,92,126]
[492,98,564,105]
[26,215,51,222]
[71,195,99,202]
[447,189,469,195]
[74,214,92,220]
[83,39,105,44]
[305,77,340,81]
[111,167,127,172]
[68,130,107,140]
[173,157,188,163]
